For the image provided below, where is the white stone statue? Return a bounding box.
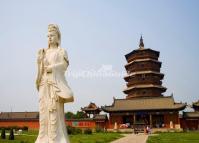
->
[35,24,74,143]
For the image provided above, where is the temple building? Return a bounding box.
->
[193,100,199,111]
[81,102,102,118]
[180,100,199,130]
[102,36,186,129]
[81,102,108,129]
[0,112,39,129]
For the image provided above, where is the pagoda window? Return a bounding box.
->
[141,74,145,80]
[141,63,145,67]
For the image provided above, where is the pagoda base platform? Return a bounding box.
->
[106,127,183,133]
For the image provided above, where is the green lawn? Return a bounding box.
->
[70,133,123,143]
[147,132,199,143]
[0,131,123,143]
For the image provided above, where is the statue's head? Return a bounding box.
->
[48,24,61,48]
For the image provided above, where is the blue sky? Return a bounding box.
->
[0,0,198,113]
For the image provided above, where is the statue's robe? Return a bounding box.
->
[35,47,73,143]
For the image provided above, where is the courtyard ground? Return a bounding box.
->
[111,133,148,143]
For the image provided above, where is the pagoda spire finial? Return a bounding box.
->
[139,35,144,49]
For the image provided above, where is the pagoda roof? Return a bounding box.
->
[125,58,161,67]
[183,111,199,118]
[124,71,164,80]
[81,102,101,111]
[101,96,186,112]
[123,84,167,94]
[125,48,159,60]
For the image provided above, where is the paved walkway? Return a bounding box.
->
[111,133,148,143]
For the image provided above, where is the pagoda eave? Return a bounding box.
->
[101,97,186,113]
[123,85,167,94]
[102,107,186,113]
[125,58,161,68]
[124,71,164,81]
[125,48,160,61]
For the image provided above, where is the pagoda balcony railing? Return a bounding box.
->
[127,68,160,73]
[125,75,163,82]
[127,81,162,87]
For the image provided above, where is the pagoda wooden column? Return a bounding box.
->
[149,114,152,127]
[133,114,136,124]
[177,113,180,124]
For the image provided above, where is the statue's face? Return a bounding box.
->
[48,31,58,45]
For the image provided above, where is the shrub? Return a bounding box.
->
[9,128,14,140]
[22,126,28,131]
[10,126,19,130]
[95,127,104,133]
[75,128,82,134]
[1,128,6,139]
[84,128,92,134]
[0,126,29,131]
[66,126,82,135]
[67,126,74,134]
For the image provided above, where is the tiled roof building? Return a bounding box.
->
[0,112,39,120]
[180,100,199,130]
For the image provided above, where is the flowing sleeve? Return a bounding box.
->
[51,48,69,72]
[63,49,69,67]
[36,48,44,90]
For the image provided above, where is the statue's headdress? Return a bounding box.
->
[48,24,61,48]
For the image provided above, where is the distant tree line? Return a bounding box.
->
[65,111,88,119]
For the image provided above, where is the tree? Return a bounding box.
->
[65,111,88,119]
[9,128,14,140]
[74,111,87,119]
[1,128,6,139]
[65,112,75,119]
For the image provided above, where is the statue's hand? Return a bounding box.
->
[45,65,53,73]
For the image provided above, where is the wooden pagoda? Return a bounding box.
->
[102,36,186,129]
